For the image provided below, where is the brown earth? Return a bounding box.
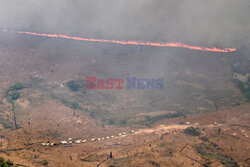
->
[0,103,249,167]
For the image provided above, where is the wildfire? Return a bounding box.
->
[1,29,236,53]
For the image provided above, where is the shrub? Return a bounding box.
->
[0,157,4,163]
[108,119,115,125]
[42,160,48,166]
[119,119,127,125]
[233,79,250,102]
[200,136,209,142]
[195,146,206,156]
[6,160,13,166]
[0,157,13,167]
[71,102,79,110]
[1,162,9,167]
[184,127,200,136]
[66,80,80,91]
[243,87,250,101]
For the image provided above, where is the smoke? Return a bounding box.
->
[0,0,249,47]
[0,0,249,118]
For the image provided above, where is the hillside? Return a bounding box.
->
[0,32,247,129]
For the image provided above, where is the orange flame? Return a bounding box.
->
[2,29,236,53]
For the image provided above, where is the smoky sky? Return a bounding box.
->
[0,0,250,47]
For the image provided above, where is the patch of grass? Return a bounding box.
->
[110,157,128,166]
[49,92,82,110]
[195,146,237,167]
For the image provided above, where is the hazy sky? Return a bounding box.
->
[0,0,249,47]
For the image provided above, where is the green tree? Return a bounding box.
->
[9,92,20,129]
[11,92,20,100]
[13,82,23,90]
[71,102,79,116]
[66,80,80,91]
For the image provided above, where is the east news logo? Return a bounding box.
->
[86,77,163,90]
